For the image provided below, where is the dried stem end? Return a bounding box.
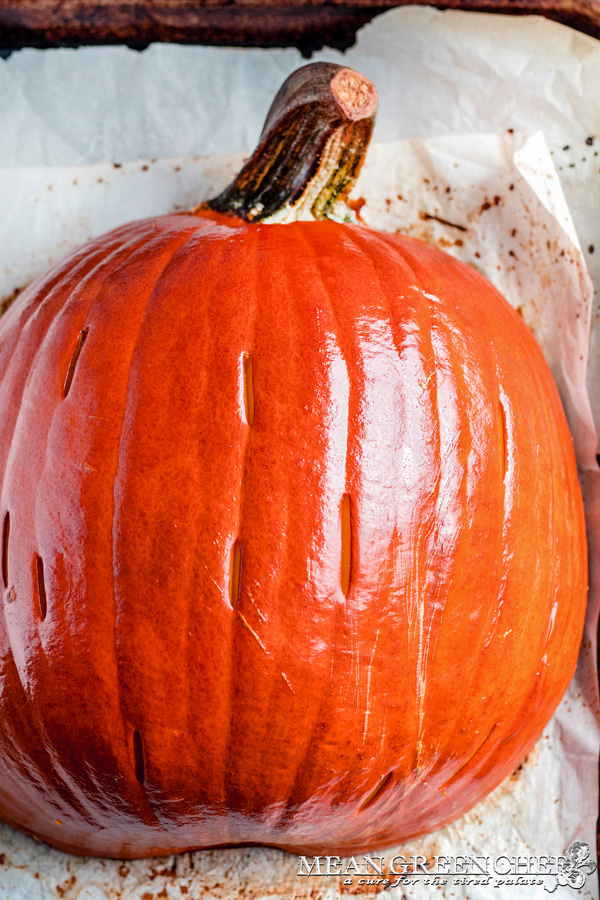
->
[202,62,377,224]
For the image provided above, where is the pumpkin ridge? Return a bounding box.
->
[107,218,261,845]
[107,225,214,836]
[267,224,351,831]
[35,226,204,841]
[0,225,166,761]
[340,229,552,828]
[339,224,420,365]
[0,222,205,852]
[336,224,449,782]
[280,226,352,824]
[277,227,390,826]
[442,318,522,797]
[454,287,580,807]
[422,303,505,789]
[493,338,547,696]
[411,329,444,782]
[403,310,446,795]
[0,246,97,387]
[191,229,250,833]
[423,318,490,788]
[279,227,411,828]
[348,229,438,790]
[0,229,147,502]
[252,227,314,813]
[220,224,343,837]
[221,224,262,837]
[0,678,98,830]
[0,627,101,831]
[504,323,583,683]
[143,220,261,843]
[496,315,566,674]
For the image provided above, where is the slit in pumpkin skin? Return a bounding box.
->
[229,540,242,608]
[36,555,47,620]
[1,511,9,589]
[64,327,89,398]
[358,770,394,812]
[243,353,255,426]
[498,399,508,481]
[341,493,352,597]
[444,723,498,788]
[133,730,145,785]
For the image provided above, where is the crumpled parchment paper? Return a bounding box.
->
[0,7,599,900]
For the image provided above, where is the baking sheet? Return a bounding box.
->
[0,7,599,900]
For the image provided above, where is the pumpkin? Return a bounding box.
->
[0,63,587,859]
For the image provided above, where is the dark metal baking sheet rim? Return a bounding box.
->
[0,0,599,54]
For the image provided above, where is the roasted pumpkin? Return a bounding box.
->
[0,63,587,858]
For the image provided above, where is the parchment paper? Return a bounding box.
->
[0,8,599,900]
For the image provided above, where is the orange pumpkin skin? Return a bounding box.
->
[0,210,587,859]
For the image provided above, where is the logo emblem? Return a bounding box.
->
[546,842,597,893]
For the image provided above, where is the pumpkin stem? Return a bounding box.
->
[203,62,377,223]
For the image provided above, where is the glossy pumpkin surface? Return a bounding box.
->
[0,210,587,858]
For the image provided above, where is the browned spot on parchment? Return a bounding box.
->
[0,284,28,318]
